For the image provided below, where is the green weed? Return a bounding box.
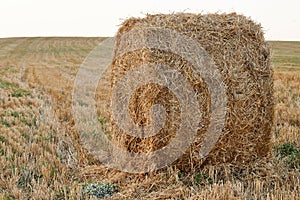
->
[275,142,300,169]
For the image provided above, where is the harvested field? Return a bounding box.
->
[0,35,299,199]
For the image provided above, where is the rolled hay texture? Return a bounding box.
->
[110,13,273,171]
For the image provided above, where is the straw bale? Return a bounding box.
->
[110,13,274,171]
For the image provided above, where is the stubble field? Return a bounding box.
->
[0,38,299,199]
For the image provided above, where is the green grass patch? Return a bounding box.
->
[194,172,213,185]
[0,148,5,156]
[3,193,15,200]
[11,88,31,97]
[0,135,7,143]
[1,120,11,127]
[0,79,31,97]
[17,167,43,190]
[11,111,19,118]
[98,116,111,140]
[98,117,107,125]
[0,80,17,90]
[20,132,30,142]
[275,142,300,169]
[20,117,37,127]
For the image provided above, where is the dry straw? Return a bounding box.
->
[110,13,274,171]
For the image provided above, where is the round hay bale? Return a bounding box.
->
[110,13,274,171]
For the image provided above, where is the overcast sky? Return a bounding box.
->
[0,0,299,40]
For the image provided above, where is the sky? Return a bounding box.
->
[0,0,299,41]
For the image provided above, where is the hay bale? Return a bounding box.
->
[110,13,273,171]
